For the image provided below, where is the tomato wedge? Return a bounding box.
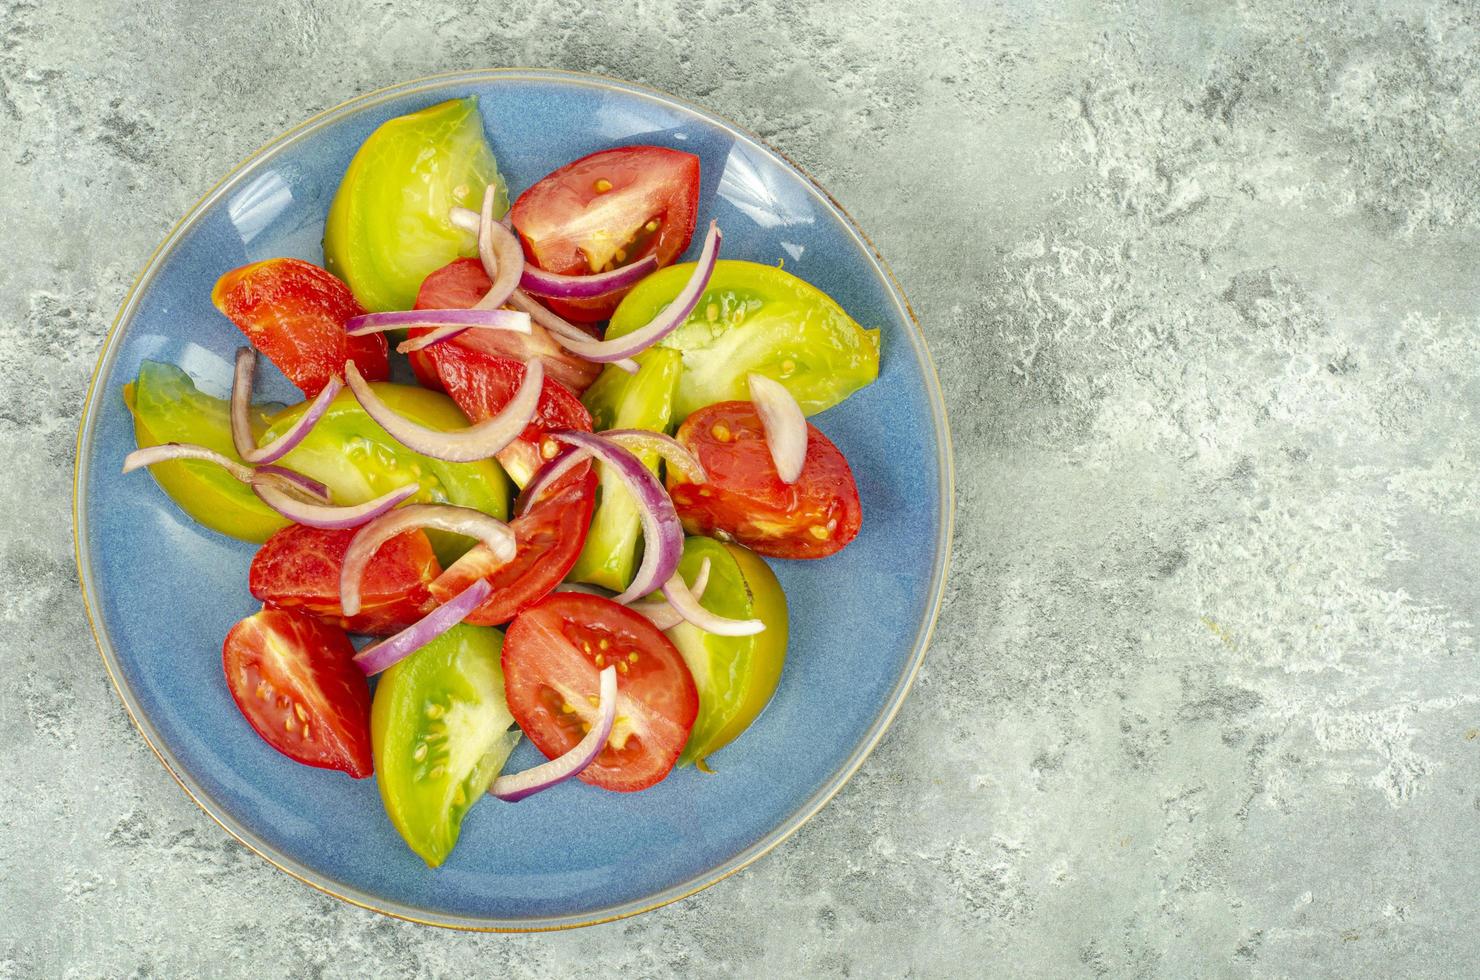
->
[212,258,389,396]
[668,401,861,559]
[249,524,442,636]
[503,593,698,791]
[429,463,597,626]
[509,145,701,322]
[428,340,592,485]
[408,258,601,394]
[222,607,373,777]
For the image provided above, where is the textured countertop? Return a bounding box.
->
[6,0,1480,975]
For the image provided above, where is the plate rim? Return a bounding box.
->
[71,67,955,932]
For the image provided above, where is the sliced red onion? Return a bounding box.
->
[353,579,493,676]
[347,307,531,338]
[230,348,342,465]
[554,430,683,605]
[345,359,541,462]
[628,557,712,630]
[508,290,638,374]
[549,222,721,365]
[252,477,419,530]
[123,442,255,483]
[340,504,516,617]
[490,665,617,802]
[472,186,524,313]
[254,465,330,503]
[520,255,658,300]
[661,567,765,636]
[747,373,807,484]
[513,443,589,516]
[602,429,707,484]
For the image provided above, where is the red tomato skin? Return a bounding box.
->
[212,258,389,396]
[249,524,441,636]
[426,341,592,481]
[669,402,862,559]
[222,608,373,777]
[510,146,701,321]
[429,464,597,625]
[502,593,698,792]
[409,258,600,393]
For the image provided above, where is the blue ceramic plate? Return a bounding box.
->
[74,70,951,930]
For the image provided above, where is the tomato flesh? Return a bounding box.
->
[429,463,597,626]
[510,145,701,322]
[212,258,389,397]
[428,340,592,486]
[250,524,442,636]
[503,593,698,792]
[669,401,861,559]
[408,258,601,394]
[222,608,373,777]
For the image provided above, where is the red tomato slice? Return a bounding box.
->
[222,607,373,777]
[212,258,389,396]
[408,258,601,394]
[428,340,592,484]
[669,401,862,559]
[248,524,441,636]
[510,145,701,322]
[502,593,698,791]
[429,463,597,626]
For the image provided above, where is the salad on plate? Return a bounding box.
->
[121,96,880,867]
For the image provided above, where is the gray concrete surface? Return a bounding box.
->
[3,0,1479,975]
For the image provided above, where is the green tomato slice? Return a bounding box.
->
[262,384,510,565]
[663,537,788,766]
[370,623,517,867]
[567,347,683,591]
[323,97,508,312]
[606,259,880,420]
[124,361,289,542]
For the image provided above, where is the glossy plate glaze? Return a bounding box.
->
[74,70,952,931]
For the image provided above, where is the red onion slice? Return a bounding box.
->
[747,373,807,484]
[472,186,524,313]
[340,503,516,617]
[345,359,542,462]
[508,290,638,375]
[347,307,531,338]
[660,567,765,636]
[513,444,590,516]
[520,255,659,300]
[602,429,707,484]
[230,347,342,465]
[553,430,684,605]
[254,465,330,503]
[551,221,721,364]
[252,477,419,530]
[449,205,480,235]
[123,442,256,483]
[627,557,712,630]
[395,313,534,355]
[352,579,493,676]
[490,665,617,802]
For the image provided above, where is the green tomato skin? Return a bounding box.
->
[370,623,517,868]
[567,348,684,591]
[262,384,509,565]
[323,97,507,312]
[606,259,880,421]
[662,538,789,767]
[125,361,288,542]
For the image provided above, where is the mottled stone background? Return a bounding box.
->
[4,0,1479,975]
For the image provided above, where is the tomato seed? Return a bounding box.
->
[595,654,606,667]
[425,704,444,719]
[628,651,639,663]
[644,219,660,233]
[413,743,428,761]
[711,423,732,442]
[809,525,831,540]
[293,703,308,722]
[594,178,612,193]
